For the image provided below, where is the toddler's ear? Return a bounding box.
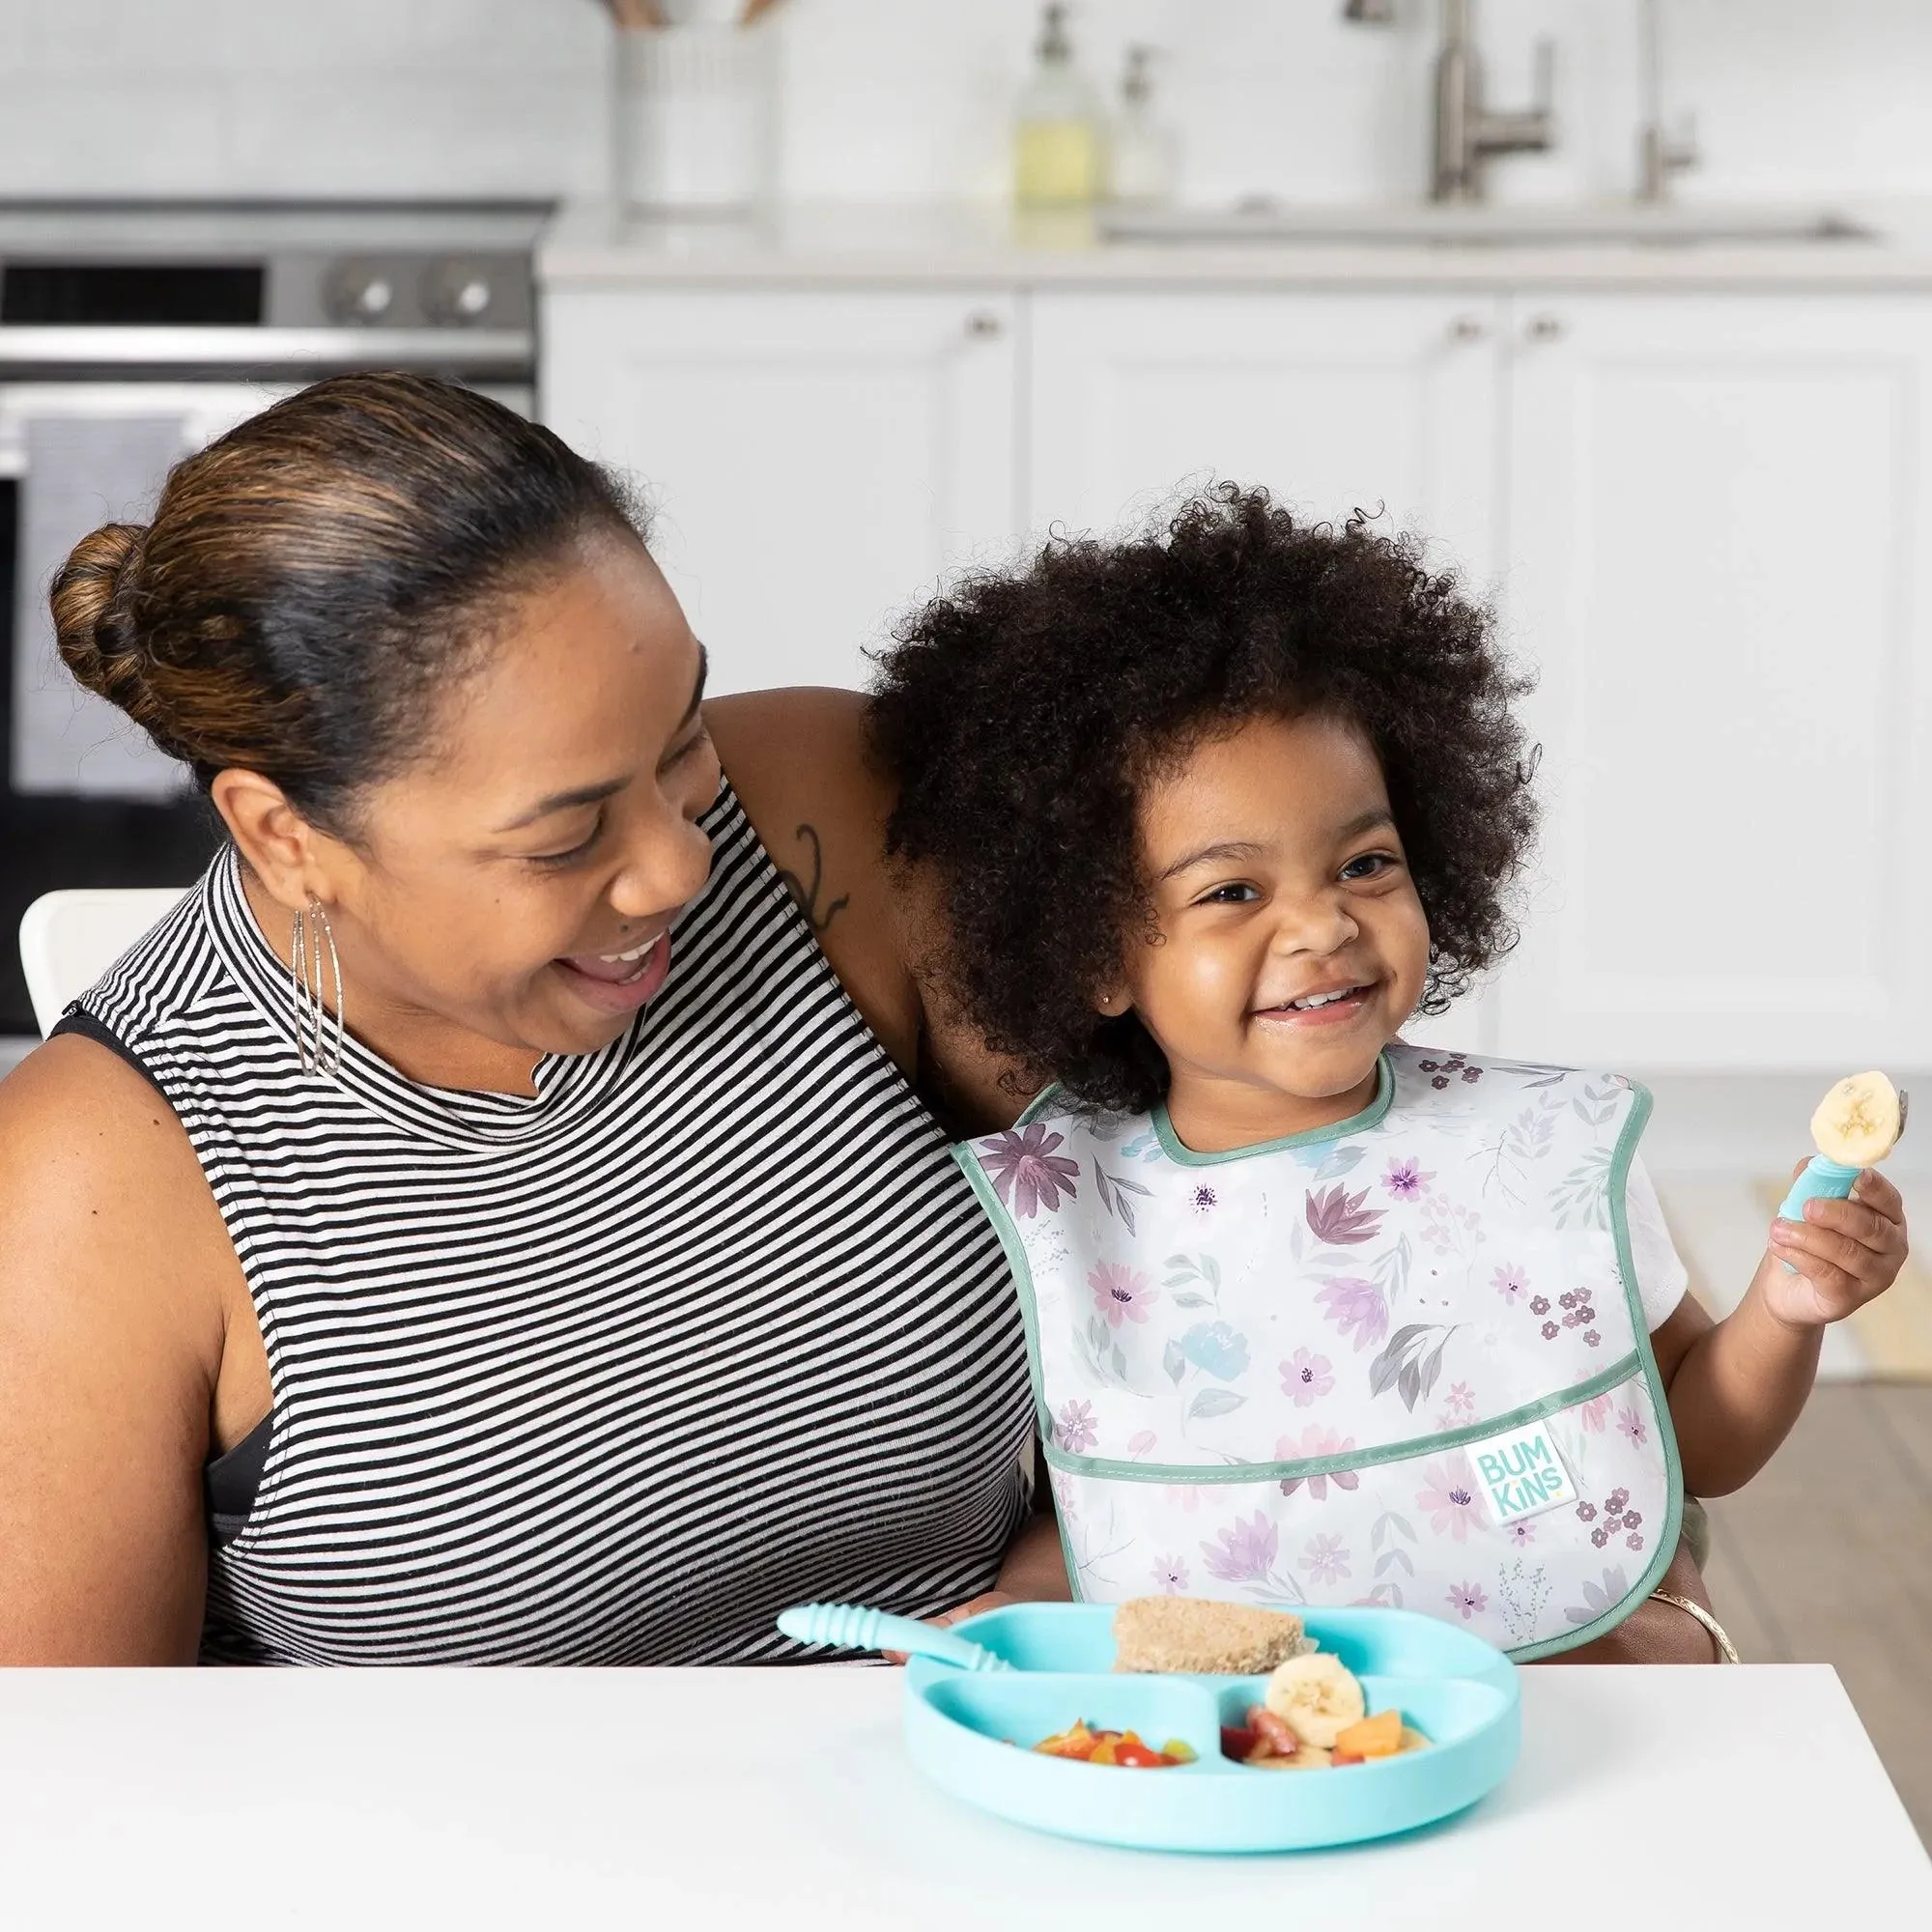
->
[1096,987,1130,1017]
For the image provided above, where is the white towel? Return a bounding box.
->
[12,413,191,801]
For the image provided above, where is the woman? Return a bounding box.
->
[0,373,1060,1664]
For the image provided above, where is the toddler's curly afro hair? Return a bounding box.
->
[867,483,1536,1115]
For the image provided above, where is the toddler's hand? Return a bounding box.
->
[1764,1161,1909,1326]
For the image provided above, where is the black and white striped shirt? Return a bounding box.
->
[75,783,1033,1664]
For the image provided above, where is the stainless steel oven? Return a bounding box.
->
[0,200,546,1047]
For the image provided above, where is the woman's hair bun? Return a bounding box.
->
[49,521,159,728]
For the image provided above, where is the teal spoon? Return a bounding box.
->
[777,1601,1012,1671]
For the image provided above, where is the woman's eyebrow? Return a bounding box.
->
[495,645,709,834]
[682,642,710,727]
[497,777,627,833]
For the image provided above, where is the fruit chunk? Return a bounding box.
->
[1399,1726,1431,1753]
[1332,1708,1405,1760]
[1264,1652,1367,1748]
[1810,1071,1904,1167]
[1249,1745,1332,1771]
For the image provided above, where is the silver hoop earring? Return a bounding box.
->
[289,895,346,1080]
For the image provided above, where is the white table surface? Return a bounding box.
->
[1,1664,1925,1929]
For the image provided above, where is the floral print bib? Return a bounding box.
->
[956,1046,1683,1659]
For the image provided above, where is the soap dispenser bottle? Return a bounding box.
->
[1108,44,1177,207]
[1014,3,1102,209]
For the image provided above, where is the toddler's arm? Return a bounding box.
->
[1653,1168,1908,1495]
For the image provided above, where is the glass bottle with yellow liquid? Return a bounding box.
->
[1014,3,1102,209]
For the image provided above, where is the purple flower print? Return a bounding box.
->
[980,1123,1080,1218]
[1529,1295,1551,1317]
[1305,1183,1386,1247]
[1506,1520,1537,1548]
[1584,1330,1602,1349]
[1055,1399,1097,1455]
[1623,1510,1642,1529]
[1541,1321,1560,1341]
[1090,1263,1158,1329]
[1382,1157,1433,1201]
[1442,1380,1477,1422]
[1559,1292,1578,1311]
[1315,1276,1389,1353]
[1446,1579,1489,1621]
[1578,1393,1613,1434]
[1152,1553,1189,1595]
[1299,1534,1351,1585]
[1431,1075,1449,1090]
[1626,1532,1645,1552]
[1201,1512,1280,1584]
[1615,1406,1648,1448]
[1276,1425,1361,1501]
[1492,1264,1528,1307]
[1461,1065,1483,1084]
[1189,1184,1217,1215]
[1607,1489,1630,1512]
[1280,1347,1335,1407]
[1126,1429,1157,1459]
[1415,1453,1483,1543]
[1591,1527,1610,1548]
[1577,1501,1598,1523]
[1563,1566,1631,1627]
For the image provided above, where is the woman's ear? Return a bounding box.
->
[210,768,341,913]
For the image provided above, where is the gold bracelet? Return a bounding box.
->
[1651,1591,1741,1663]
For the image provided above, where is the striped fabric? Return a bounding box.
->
[79,783,1033,1664]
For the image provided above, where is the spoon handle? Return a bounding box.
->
[1775,1155,1862,1270]
[776,1601,1009,1671]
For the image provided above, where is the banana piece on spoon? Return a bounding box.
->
[1809,1071,1907,1167]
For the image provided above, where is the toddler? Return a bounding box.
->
[868,486,1909,1659]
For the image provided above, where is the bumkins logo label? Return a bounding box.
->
[1471,1424,1577,1522]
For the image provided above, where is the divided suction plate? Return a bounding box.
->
[901,1605,1520,1854]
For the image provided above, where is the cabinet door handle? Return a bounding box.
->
[1447,313,1487,343]
[1524,312,1566,343]
[964,310,1005,339]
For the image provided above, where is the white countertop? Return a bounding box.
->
[2,1662,1925,1928]
[540,196,1932,292]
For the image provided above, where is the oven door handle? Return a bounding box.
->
[0,325,533,381]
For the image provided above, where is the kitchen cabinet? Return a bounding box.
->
[1028,292,1503,591]
[1495,295,1932,1070]
[541,290,1020,694]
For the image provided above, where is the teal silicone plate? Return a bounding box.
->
[901,1605,1520,1854]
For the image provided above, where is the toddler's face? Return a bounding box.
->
[1116,711,1431,1149]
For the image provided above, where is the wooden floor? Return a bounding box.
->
[1702,1384,1932,1843]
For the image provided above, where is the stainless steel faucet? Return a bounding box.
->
[1635,0,1699,201]
[1430,0,1555,202]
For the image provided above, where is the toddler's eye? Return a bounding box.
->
[1340,852,1397,882]
[1199,882,1261,905]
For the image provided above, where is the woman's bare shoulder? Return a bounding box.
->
[0,1032,227,1314]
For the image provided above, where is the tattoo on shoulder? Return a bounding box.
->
[776,822,851,935]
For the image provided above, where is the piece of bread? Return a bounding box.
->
[1111,1596,1316,1675]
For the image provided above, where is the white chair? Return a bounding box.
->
[18,888,188,1037]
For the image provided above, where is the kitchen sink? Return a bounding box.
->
[1098,203,1876,248]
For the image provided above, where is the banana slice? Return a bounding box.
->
[1263,1652,1366,1748]
[1810,1071,1906,1167]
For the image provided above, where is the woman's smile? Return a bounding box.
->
[553,928,674,1013]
